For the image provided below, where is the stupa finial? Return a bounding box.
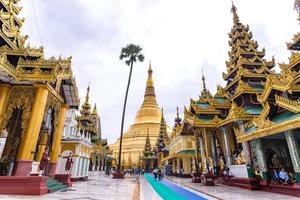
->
[231,0,240,23]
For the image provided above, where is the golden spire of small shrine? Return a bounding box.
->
[92,103,97,115]
[231,0,240,23]
[202,69,207,91]
[85,83,90,104]
[200,70,212,99]
[80,84,91,116]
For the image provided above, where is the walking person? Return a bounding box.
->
[39,147,50,176]
[158,168,162,181]
[63,152,74,174]
[153,168,158,181]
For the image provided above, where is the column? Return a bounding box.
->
[176,157,180,173]
[36,129,48,162]
[199,136,207,172]
[172,159,176,174]
[183,157,191,174]
[49,104,68,175]
[238,121,255,178]
[209,131,218,175]
[86,158,90,174]
[193,129,200,173]
[77,157,82,177]
[15,86,49,176]
[285,130,300,182]
[0,84,10,125]
[254,139,268,180]
[221,127,232,165]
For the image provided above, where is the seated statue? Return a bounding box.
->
[238,151,246,164]
[270,154,283,169]
[233,150,240,165]
[219,155,225,171]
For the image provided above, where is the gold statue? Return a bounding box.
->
[219,156,225,170]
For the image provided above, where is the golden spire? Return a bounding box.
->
[142,62,158,106]
[80,84,91,116]
[146,61,154,88]
[202,69,207,91]
[231,0,240,23]
[92,103,97,115]
[200,70,212,99]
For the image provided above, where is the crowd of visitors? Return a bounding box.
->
[271,168,296,185]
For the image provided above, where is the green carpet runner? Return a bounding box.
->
[46,178,67,193]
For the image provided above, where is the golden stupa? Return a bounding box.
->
[110,65,166,167]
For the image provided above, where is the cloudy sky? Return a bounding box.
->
[20,0,298,143]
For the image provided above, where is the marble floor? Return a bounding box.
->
[167,176,299,200]
[0,173,298,200]
[0,172,137,200]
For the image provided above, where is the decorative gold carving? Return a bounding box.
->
[214,85,230,99]
[44,93,61,129]
[237,118,300,143]
[0,86,35,137]
[275,94,300,113]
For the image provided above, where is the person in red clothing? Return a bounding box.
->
[39,147,49,176]
[63,152,74,173]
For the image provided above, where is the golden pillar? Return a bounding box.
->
[0,84,11,126]
[15,86,49,176]
[49,104,68,175]
[36,129,49,162]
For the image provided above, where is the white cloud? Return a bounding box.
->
[20,0,299,143]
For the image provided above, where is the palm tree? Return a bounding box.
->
[117,44,144,172]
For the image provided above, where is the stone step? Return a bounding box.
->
[46,178,67,193]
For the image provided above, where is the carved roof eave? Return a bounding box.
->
[230,89,262,101]
[229,49,265,65]
[193,116,221,128]
[258,73,300,103]
[207,99,231,109]
[0,8,24,28]
[285,52,300,70]
[224,73,265,92]
[286,32,300,50]
[217,102,253,127]
[236,117,300,143]
[275,94,300,113]
[184,111,220,128]
[191,103,220,115]
[0,28,17,49]
[218,115,252,127]
[224,60,274,81]
[0,46,43,57]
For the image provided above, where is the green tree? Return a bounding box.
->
[118,44,144,172]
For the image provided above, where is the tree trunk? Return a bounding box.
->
[117,59,134,172]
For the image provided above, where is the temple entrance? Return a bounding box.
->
[0,108,23,176]
[262,133,294,177]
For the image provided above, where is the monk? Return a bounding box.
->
[39,147,49,176]
[63,152,74,173]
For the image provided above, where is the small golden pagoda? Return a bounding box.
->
[110,65,170,168]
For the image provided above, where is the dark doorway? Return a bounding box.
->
[0,108,23,176]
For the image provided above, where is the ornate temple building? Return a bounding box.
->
[110,65,170,169]
[160,1,300,196]
[76,86,108,172]
[0,0,79,195]
[56,85,108,182]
